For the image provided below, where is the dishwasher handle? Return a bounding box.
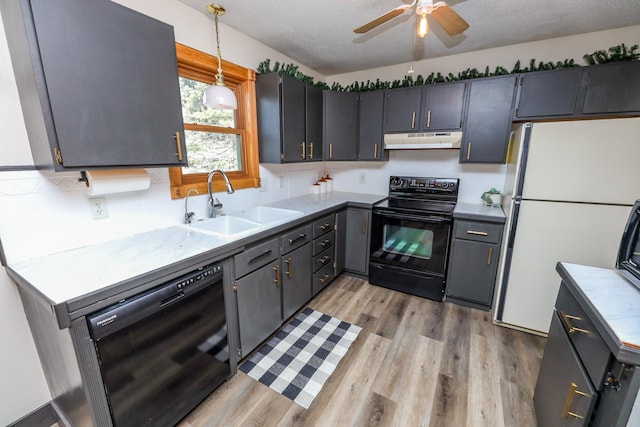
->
[88,263,222,340]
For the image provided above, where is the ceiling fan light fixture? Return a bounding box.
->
[203,4,237,110]
[418,13,429,38]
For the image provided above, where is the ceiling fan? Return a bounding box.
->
[354,0,469,38]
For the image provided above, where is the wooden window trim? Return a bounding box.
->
[169,43,260,199]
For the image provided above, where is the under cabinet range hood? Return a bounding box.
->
[383,131,463,150]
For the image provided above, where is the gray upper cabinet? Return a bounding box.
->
[460,75,518,163]
[1,0,186,170]
[420,82,466,131]
[323,90,358,160]
[384,86,422,132]
[581,61,640,115]
[358,91,387,161]
[257,73,322,163]
[514,68,583,119]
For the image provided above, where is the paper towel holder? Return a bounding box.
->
[78,171,89,188]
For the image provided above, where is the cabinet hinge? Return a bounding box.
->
[515,107,519,117]
[53,148,63,165]
[280,153,285,161]
[334,224,338,231]
[232,281,238,292]
[237,347,242,358]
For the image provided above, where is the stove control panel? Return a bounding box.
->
[389,176,459,193]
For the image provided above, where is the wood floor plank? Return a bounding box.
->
[466,333,505,427]
[500,378,537,427]
[428,374,468,427]
[392,335,444,427]
[352,392,397,427]
[439,303,471,384]
[361,284,395,319]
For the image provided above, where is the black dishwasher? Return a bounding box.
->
[87,262,230,427]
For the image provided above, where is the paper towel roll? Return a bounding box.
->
[83,169,150,196]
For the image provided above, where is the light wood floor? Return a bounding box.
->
[179,275,546,427]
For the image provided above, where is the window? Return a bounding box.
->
[169,43,260,199]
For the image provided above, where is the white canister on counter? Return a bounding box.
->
[312,182,321,194]
[318,178,327,193]
[324,175,333,192]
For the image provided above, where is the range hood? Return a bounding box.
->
[384,131,462,150]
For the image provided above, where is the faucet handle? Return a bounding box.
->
[184,211,196,224]
[213,198,223,209]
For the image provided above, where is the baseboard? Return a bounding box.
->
[8,402,58,427]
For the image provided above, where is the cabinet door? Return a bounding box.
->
[281,75,307,162]
[421,82,466,131]
[236,260,282,357]
[345,208,371,275]
[324,91,358,160]
[582,61,640,115]
[460,76,517,163]
[358,91,386,161]
[446,239,499,307]
[534,313,597,427]
[306,85,323,161]
[515,68,583,119]
[282,243,312,320]
[25,0,186,169]
[384,86,422,132]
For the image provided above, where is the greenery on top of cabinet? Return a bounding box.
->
[256,42,639,92]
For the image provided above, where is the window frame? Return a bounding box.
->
[169,43,260,199]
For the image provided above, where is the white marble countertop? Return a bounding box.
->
[556,262,640,365]
[7,192,385,326]
[454,202,505,223]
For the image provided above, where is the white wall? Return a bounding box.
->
[0,0,637,422]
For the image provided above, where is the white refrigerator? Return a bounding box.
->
[494,118,640,334]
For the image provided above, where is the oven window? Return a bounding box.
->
[383,225,433,259]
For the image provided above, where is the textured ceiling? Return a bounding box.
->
[178,0,640,75]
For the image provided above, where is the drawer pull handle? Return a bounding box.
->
[319,223,331,231]
[273,265,280,287]
[320,239,331,247]
[319,274,331,284]
[288,233,307,245]
[562,382,588,420]
[247,249,272,263]
[467,230,488,236]
[285,258,292,278]
[563,313,591,334]
[319,255,331,264]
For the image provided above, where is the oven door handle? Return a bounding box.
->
[373,209,451,224]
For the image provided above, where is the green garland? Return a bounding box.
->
[256,43,638,92]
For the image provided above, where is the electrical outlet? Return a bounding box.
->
[89,197,109,219]
[359,173,366,184]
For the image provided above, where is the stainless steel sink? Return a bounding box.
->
[182,215,261,239]
[228,206,303,225]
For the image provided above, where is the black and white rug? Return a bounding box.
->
[240,307,362,409]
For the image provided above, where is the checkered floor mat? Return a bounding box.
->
[239,307,362,409]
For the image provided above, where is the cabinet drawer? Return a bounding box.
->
[281,224,313,254]
[313,230,335,256]
[313,214,335,239]
[313,262,334,295]
[314,246,334,273]
[556,282,612,390]
[453,220,503,244]
[234,238,279,279]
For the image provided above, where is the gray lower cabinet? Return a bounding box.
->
[446,219,503,310]
[281,226,313,319]
[1,0,186,170]
[344,208,371,276]
[534,312,598,426]
[312,214,337,294]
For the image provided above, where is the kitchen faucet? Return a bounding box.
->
[183,188,199,224]
[207,169,235,218]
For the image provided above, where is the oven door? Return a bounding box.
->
[370,208,451,274]
[369,208,452,301]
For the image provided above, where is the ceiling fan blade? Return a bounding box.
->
[430,2,469,36]
[354,4,413,34]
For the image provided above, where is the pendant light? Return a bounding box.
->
[203,4,237,110]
